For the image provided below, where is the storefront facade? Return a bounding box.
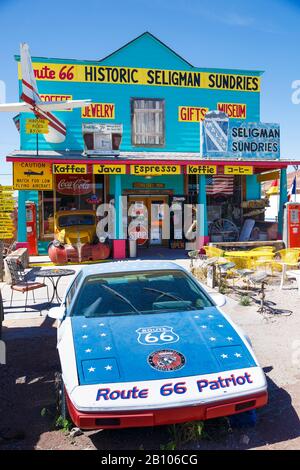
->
[6,32,289,256]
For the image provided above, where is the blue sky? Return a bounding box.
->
[1,0,300,185]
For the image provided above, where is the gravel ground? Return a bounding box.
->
[0,265,299,450]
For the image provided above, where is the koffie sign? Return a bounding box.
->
[18,63,260,91]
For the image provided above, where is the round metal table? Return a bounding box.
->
[36,268,75,304]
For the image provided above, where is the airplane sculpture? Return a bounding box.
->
[0,43,91,143]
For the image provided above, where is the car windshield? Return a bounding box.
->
[58,214,95,227]
[71,269,213,318]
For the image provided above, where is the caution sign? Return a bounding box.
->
[224,165,253,175]
[25,119,49,134]
[13,162,53,190]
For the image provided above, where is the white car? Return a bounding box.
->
[49,261,268,430]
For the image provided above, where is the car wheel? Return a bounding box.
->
[55,372,69,421]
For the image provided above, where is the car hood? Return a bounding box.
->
[71,308,257,386]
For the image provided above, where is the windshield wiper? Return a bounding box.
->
[143,287,197,310]
[100,283,141,314]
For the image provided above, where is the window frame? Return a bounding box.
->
[131,98,165,148]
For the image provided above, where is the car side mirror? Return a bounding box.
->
[210,293,226,307]
[47,306,65,320]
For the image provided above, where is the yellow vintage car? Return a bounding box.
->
[48,210,110,264]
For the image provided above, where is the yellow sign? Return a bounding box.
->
[0,186,13,191]
[82,103,115,119]
[13,162,53,190]
[257,171,280,183]
[0,205,15,212]
[25,119,49,134]
[186,165,217,175]
[0,223,14,228]
[40,94,73,111]
[178,106,208,122]
[93,164,126,174]
[130,165,181,176]
[0,234,14,239]
[217,103,247,119]
[18,63,260,92]
[53,164,87,174]
[224,165,253,175]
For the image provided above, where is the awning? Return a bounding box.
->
[6,150,294,171]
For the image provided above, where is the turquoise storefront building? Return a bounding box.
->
[6,32,288,257]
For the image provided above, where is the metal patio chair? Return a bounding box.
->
[6,258,49,312]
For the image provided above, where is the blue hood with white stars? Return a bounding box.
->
[71,308,257,386]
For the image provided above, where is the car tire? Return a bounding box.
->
[55,372,70,422]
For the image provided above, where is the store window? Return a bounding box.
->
[131,98,165,147]
[38,174,104,241]
[187,174,243,242]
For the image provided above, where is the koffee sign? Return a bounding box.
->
[53,164,87,174]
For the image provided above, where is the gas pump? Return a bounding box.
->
[283,202,300,248]
[26,201,38,255]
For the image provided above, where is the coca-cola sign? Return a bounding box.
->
[56,174,93,195]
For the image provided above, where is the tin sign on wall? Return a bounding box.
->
[203,114,280,159]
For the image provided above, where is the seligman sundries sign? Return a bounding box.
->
[204,118,280,159]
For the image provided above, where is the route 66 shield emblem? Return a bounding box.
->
[136,326,179,346]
